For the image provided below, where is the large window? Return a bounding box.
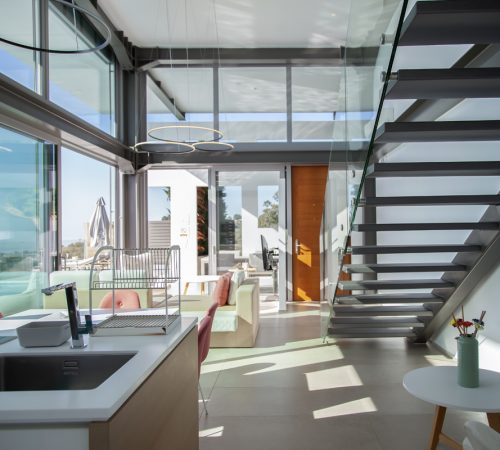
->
[48,1,116,135]
[0,0,38,90]
[60,148,115,268]
[219,68,287,142]
[0,126,56,316]
[147,68,214,142]
[216,170,280,273]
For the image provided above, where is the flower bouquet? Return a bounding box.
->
[451,308,486,338]
[451,307,486,388]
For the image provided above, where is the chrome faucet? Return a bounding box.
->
[42,282,91,348]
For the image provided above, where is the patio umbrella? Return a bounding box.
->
[89,197,110,248]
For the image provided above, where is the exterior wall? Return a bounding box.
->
[148,170,208,286]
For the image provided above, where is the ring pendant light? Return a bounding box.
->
[148,125,223,144]
[133,141,195,154]
[194,141,234,152]
[0,0,111,54]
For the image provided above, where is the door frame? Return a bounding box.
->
[287,164,329,303]
[208,164,287,310]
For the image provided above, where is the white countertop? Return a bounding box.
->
[403,366,500,412]
[0,316,197,424]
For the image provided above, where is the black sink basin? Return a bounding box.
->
[0,353,136,391]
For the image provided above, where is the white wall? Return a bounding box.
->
[431,261,500,373]
[148,169,208,286]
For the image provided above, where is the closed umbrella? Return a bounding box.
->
[89,197,110,248]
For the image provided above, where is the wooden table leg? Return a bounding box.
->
[487,413,500,432]
[201,282,205,295]
[183,282,189,295]
[428,405,447,450]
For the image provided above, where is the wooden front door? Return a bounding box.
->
[291,166,328,301]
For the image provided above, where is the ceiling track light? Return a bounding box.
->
[0,0,111,54]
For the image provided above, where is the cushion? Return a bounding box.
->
[212,272,231,306]
[227,270,245,305]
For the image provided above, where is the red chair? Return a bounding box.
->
[207,301,219,322]
[198,315,213,414]
[99,290,141,309]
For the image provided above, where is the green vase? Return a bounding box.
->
[457,336,479,388]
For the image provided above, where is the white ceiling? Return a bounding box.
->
[99,0,350,48]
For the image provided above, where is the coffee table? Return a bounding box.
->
[183,275,220,295]
[403,366,500,450]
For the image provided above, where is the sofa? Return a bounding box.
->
[42,270,152,309]
[180,278,260,347]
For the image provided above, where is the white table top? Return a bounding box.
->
[0,314,197,424]
[403,366,500,412]
[185,275,220,283]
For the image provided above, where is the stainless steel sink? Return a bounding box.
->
[0,353,136,391]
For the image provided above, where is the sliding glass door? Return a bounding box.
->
[215,169,285,300]
[0,126,56,316]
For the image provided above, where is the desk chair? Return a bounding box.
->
[99,290,141,309]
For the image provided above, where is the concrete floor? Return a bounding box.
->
[199,301,486,450]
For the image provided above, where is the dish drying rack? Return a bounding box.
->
[88,246,181,335]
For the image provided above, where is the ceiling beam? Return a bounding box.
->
[74,0,134,70]
[136,148,366,170]
[147,74,185,121]
[135,47,378,70]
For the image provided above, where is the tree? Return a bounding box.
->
[258,190,279,230]
[161,187,171,220]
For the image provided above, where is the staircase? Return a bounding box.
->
[328,0,500,342]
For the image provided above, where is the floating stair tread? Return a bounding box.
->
[332,304,434,316]
[328,328,416,338]
[349,244,482,254]
[352,222,499,231]
[337,293,444,304]
[359,195,500,206]
[386,68,500,99]
[375,121,500,143]
[331,316,425,328]
[398,0,500,46]
[366,161,500,177]
[342,263,467,273]
[338,279,454,290]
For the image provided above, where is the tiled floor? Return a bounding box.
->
[199,301,486,450]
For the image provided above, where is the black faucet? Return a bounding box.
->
[42,282,91,348]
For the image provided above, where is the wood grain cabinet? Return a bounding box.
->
[89,328,199,450]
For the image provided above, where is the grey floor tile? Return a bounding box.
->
[199,301,476,450]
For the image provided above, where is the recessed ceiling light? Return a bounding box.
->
[330,13,336,17]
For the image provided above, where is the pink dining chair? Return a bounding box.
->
[207,301,219,321]
[198,314,214,414]
[99,290,141,309]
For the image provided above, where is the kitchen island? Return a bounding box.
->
[0,316,199,450]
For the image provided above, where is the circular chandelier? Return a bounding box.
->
[133,141,195,154]
[148,125,223,144]
[194,142,234,152]
[0,0,111,55]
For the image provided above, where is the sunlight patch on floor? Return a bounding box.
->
[424,354,455,366]
[204,338,333,364]
[202,341,344,375]
[306,365,363,391]
[313,397,377,419]
[199,426,224,438]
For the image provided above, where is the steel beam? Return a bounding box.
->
[147,74,185,121]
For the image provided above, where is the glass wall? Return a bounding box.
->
[216,170,280,279]
[48,1,116,135]
[0,0,38,91]
[60,148,115,269]
[219,68,287,142]
[147,68,214,142]
[0,126,56,316]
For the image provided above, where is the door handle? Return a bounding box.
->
[295,239,301,255]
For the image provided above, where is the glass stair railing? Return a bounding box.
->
[323,0,500,341]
